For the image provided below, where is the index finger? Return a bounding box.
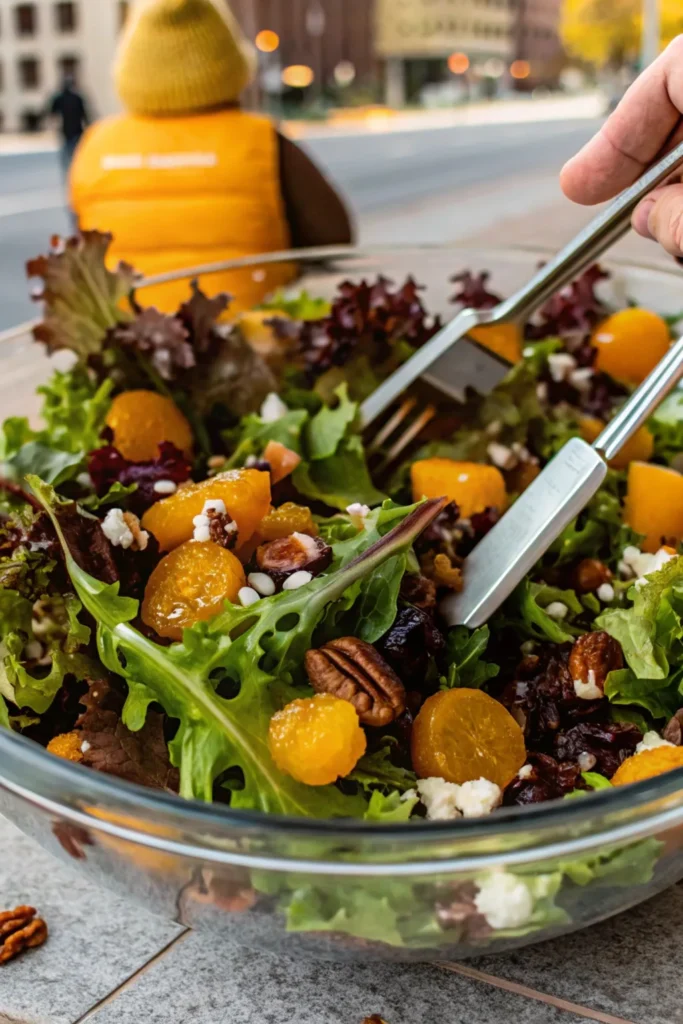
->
[561,35,683,205]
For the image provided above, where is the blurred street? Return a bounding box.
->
[0,112,622,331]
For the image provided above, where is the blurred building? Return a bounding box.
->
[512,0,564,91]
[0,0,128,131]
[229,0,377,103]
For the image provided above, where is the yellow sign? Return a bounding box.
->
[375,0,473,58]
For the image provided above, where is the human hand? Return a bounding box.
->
[561,37,683,256]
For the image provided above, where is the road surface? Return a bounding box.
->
[0,116,599,331]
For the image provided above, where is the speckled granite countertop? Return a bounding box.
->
[0,813,679,1024]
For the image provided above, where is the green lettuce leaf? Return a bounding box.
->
[597,555,683,679]
[37,366,113,454]
[441,625,499,689]
[649,391,683,465]
[364,790,418,822]
[348,738,417,794]
[604,667,681,720]
[293,435,385,511]
[33,477,443,812]
[258,289,331,321]
[305,384,357,461]
[502,581,584,643]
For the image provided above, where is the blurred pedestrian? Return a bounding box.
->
[561,37,683,260]
[48,74,90,176]
[70,0,353,314]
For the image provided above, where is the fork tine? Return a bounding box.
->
[366,397,417,455]
[376,403,437,472]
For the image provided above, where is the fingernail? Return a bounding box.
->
[633,198,656,239]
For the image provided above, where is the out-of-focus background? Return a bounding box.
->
[0,0,677,330]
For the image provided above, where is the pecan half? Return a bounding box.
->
[573,558,612,594]
[0,906,48,965]
[305,637,406,727]
[257,533,331,585]
[568,631,623,695]
[205,507,238,550]
[664,709,683,745]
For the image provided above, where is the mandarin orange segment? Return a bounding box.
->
[263,440,302,484]
[411,458,507,519]
[142,540,246,641]
[592,308,671,384]
[105,390,194,463]
[257,502,319,542]
[468,323,523,364]
[579,416,654,470]
[47,732,83,763]
[411,688,526,788]
[142,469,271,552]
[268,694,367,786]
[611,746,683,786]
[624,461,683,553]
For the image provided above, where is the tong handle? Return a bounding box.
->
[596,335,683,462]
[496,138,683,325]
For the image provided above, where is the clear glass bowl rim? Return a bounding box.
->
[3,242,683,872]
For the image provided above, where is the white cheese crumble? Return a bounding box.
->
[203,499,226,515]
[474,870,534,930]
[517,764,533,780]
[487,442,517,470]
[578,751,597,771]
[636,730,675,754]
[346,503,371,529]
[573,670,603,700]
[618,545,675,585]
[282,570,314,591]
[24,640,43,661]
[547,352,577,382]
[153,479,178,496]
[192,500,228,542]
[76,472,93,488]
[238,587,261,608]
[568,366,594,392]
[536,382,549,402]
[102,509,135,550]
[260,392,289,423]
[520,640,536,656]
[248,572,276,597]
[409,777,502,821]
[80,739,91,754]
[545,601,568,621]
[597,582,615,603]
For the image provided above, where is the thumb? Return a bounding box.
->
[632,182,683,254]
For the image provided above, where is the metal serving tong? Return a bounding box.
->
[441,334,683,627]
[360,137,683,431]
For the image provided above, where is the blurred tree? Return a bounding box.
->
[562,0,683,66]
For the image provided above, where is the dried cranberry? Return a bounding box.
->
[554,721,641,778]
[504,752,582,806]
[378,606,445,688]
[88,442,192,516]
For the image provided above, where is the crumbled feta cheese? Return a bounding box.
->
[454,778,502,818]
[536,382,549,402]
[487,442,517,470]
[517,764,533,780]
[636,730,675,754]
[413,777,501,820]
[597,582,615,603]
[414,777,462,820]
[248,572,276,597]
[578,751,597,771]
[545,601,568,621]
[203,499,226,515]
[573,669,603,700]
[619,544,675,585]
[192,514,211,543]
[568,366,594,392]
[80,740,91,754]
[547,352,577,382]
[238,587,261,608]
[153,479,178,496]
[24,640,43,661]
[282,570,314,591]
[76,472,93,488]
[260,392,289,423]
[346,503,371,529]
[102,508,135,549]
[474,870,534,930]
[225,521,238,536]
[486,420,502,437]
[511,442,532,462]
[520,640,536,656]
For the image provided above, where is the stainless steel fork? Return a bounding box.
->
[360,138,683,454]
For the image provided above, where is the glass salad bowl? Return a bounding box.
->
[3,244,683,963]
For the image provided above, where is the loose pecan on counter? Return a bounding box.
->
[305,637,406,727]
[0,906,48,965]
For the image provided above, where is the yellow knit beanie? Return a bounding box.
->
[115,0,256,116]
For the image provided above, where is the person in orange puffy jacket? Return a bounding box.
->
[70,0,353,314]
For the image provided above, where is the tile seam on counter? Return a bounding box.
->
[436,964,638,1024]
[70,929,191,1024]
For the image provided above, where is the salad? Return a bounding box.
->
[4,232,683,829]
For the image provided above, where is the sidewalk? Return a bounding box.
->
[0,93,604,156]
